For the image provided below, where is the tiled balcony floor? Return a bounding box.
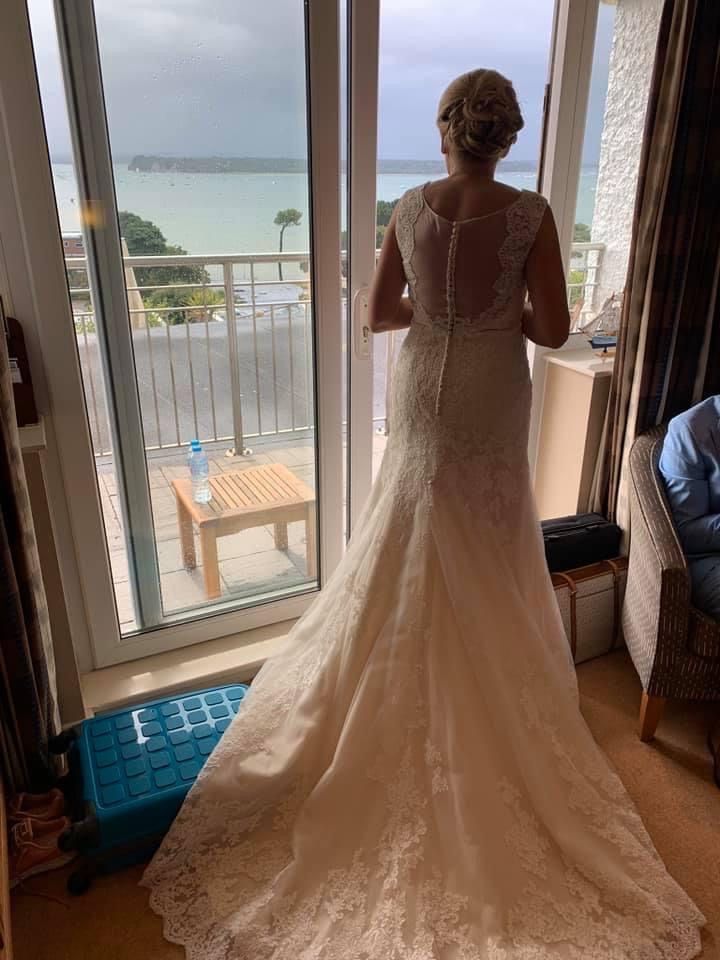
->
[96,433,388,632]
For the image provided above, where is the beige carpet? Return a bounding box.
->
[11,651,720,959]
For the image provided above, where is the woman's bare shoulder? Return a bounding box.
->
[423,177,523,220]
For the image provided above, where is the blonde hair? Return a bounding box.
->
[438,69,524,161]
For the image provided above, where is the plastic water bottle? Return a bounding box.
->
[187,439,201,485]
[188,440,211,504]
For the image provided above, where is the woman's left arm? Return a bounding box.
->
[367,211,413,333]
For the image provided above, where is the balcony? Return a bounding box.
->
[67,251,319,457]
[66,243,604,628]
[68,243,604,452]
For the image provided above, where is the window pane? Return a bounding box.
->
[373,0,555,473]
[569,0,661,334]
[29,0,323,637]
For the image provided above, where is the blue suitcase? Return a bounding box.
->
[58,683,249,893]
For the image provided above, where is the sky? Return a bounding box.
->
[29,0,615,167]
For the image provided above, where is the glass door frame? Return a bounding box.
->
[0,0,105,676]
[528,0,602,474]
[3,0,345,668]
[346,0,380,532]
[344,0,604,515]
[55,0,164,631]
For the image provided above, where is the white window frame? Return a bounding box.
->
[1,0,344,668]
[55,0,165,629]
[528,0,602,475]
[1,0,103,674]
[346,0,380,531]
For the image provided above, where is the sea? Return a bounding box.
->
[50,163,598,258]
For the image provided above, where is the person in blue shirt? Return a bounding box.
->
[659,395,720,619]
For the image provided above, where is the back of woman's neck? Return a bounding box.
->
[446,158,497,180]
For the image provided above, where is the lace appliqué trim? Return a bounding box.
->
[491,668,707,959]
[144,644,705,960]
[395,184,424,292]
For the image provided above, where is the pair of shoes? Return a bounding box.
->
[9,817,75,887]
[8,788,65,825]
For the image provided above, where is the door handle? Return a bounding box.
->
[352,286,371,358]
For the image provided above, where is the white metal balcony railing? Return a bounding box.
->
[568,241,604,329]
[66,241,604,458]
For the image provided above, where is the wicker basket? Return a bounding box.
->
[552,558,628,664]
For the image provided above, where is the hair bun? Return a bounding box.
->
[439,70,524,161]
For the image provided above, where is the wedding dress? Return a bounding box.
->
[142,186,705,959]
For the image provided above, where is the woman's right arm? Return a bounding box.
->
[367,210,413,334]
[523,206,570,349]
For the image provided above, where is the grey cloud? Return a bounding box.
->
[29,0,613,164]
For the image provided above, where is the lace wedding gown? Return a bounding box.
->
[142,187,705,960]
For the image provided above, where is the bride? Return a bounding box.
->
[142,69,705,959]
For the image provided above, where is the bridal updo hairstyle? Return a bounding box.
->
[438,69,524,162]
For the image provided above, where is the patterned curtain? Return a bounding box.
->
[593,0,720,525]
[0,326,59,795]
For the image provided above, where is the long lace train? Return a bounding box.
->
[141,187,705,959]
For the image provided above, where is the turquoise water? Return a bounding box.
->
[51,163,598,256]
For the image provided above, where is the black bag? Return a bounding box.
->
[541,513,622,573]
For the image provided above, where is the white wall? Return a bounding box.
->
[591,0,663,305]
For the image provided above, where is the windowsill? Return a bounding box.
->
[81,618,296,716]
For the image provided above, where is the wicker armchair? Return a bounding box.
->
[624,426,720,741]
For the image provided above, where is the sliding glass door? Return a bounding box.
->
[345,0,559,524]
[26,0,343,664]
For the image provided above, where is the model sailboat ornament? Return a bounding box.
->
[578,292,622,354]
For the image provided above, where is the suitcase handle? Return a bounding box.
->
[554,572,578,659]
[554,560,625,662]
[605,558,623,652]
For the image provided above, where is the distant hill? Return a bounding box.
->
[377,158,537,175]
[128,155,307,173]
[128,155,539,175]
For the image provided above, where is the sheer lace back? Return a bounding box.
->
[395,185,546,413]
[396,184,547,334]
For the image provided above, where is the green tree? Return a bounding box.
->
[340,197,400,268]
[573,222,591,243]
[274,208,303,280]
[568,268,585,307]
[145,286,224,325]
[376,199,399,227]
[118,211,210,324]
[118,211,167,256]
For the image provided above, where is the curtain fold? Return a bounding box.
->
[0,326,59,795]
[592,0,720,524]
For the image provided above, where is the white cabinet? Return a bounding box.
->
[533,350,614,520]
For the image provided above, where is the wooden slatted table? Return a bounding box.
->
[171,463,316,599]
